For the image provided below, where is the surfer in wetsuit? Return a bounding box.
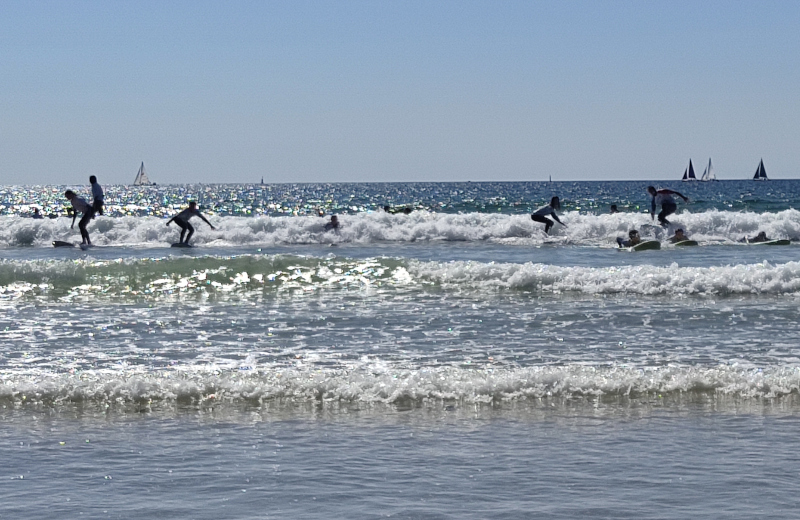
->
[739,231,769,243]
[668,228,688,243]
[324,215,339,231]
[65,190,95,246]
[166,201,215,245]
[531,196,565,234]
[616,230,641,248]
[90,175,104,216]
[648,186,688,227]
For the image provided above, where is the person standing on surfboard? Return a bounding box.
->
[166,201,215,245]
[648,186,688,227]
[531,196,566,234]
[90,175,104,216]
[65,190,95,246]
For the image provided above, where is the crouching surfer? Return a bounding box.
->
[166,201,215,245]
[531,196,566,234]
[65,190,95,246]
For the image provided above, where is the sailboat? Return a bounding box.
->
[753,159,768,181]
[700,158,717,181]
[681,159,698,181]
[133,162,156,186]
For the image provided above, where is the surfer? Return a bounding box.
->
[609,204,619,214]
[31,208,43,219]
[616,230,641,248]
[90,175,104,216]
[166,201,215,245]
[65,190,95,246]
[324,215,339,231]
[739,231,769,243]
[531,196,565,234]
[668,228,688,243]
[648,186,688,227]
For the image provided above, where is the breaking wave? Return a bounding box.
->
[3,209,800,248]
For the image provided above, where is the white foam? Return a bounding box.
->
[409,259,800,295]
[3,364,800,407]
[4,209,800,248]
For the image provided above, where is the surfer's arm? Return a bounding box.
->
[70,211,77,228]
[661,189,689,201]
[552,212,565,226]
[198,214,214,229]
[165,216,174,226]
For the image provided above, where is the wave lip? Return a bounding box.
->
[411,259,800,295]
[3,365,800,409]
[2,255,800,300]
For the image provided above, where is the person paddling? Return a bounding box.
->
[531,196,566,234]
[616,230,641,248]
[166,201,215,245]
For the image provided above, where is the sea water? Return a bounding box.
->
[2,180,800,518]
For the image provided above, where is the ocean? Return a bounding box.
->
[2,179,800,518]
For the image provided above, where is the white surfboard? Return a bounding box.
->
[618,240,661,252]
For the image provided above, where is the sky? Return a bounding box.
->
[2,0,800,184]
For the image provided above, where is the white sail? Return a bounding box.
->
[133,162,153,186]
[701,158,716,181]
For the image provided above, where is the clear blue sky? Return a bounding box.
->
[2,0,799,184]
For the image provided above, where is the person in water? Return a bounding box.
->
[31,208,43,219]
[531,196,566,234]
[609,204,619,214]
[648,186,688,227]
[324,215,339,231]
[65,190,95,246]
[668,228,688,243]
[90,175,104,216]
[616,230,641,248]
[166,201,215,245]
[740,231,769,243]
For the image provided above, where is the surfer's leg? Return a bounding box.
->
[184,223,195,244]
[176,220,188,243]
[78,212,92,244]
[658,202,676,226]
[531,215,553,233]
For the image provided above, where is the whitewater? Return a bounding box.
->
[3,180,800,519]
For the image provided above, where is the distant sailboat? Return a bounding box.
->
[700,158,717,181]
[681,159,698,181]
[133,162,155,186]
[753,159,768,181]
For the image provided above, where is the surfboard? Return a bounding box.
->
[79,243,94,251]
[750,239,790,246]
[623,240,661,252]
[673,240,699,247]
[171,243,193,248]
[52,241,75,248]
